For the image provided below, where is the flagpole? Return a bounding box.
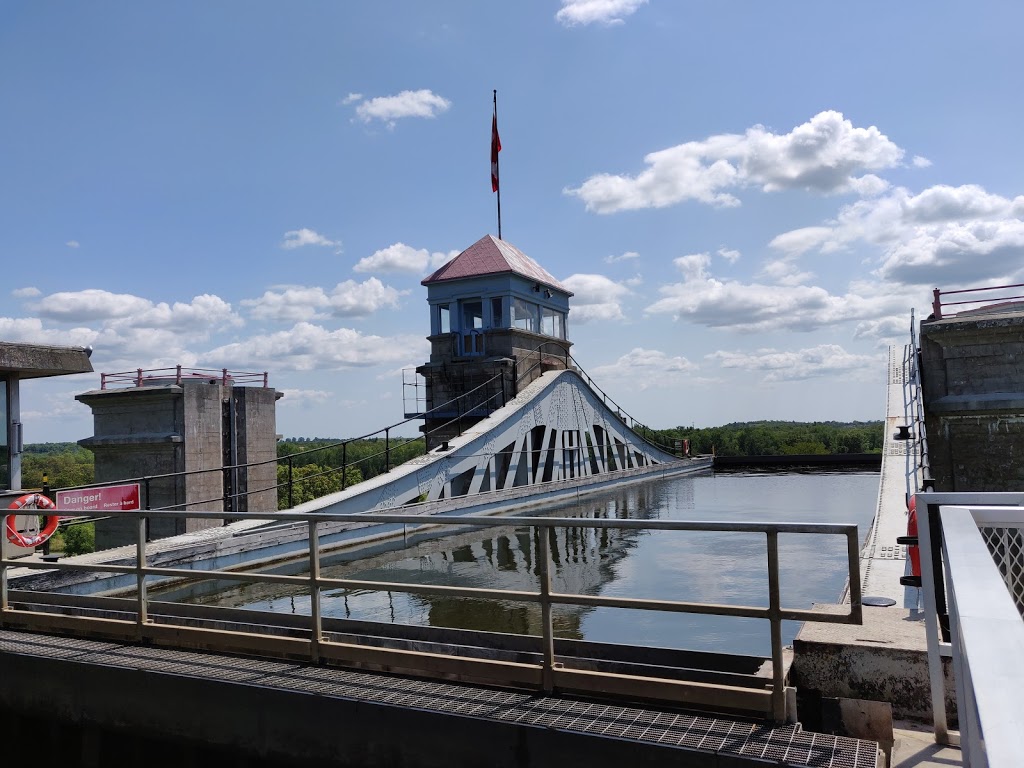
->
[493,89,502,240]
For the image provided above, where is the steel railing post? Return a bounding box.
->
[846,527,863,625]
[143,477,152,542]
[538,525,556,692]
[385,428,391,472]
[309,519,323,663]
[136,514,148,639]
[932,288,943,319]
[766,531,785,723]
[287,456,294,508]
[0,516,8,620]
[341,443,348,490]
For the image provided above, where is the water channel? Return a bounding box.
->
[164,468,879,658]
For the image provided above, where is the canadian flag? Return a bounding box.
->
[491,114,501,193]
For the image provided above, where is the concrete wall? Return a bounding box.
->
[919,310,1024,491]
[78,386,188,545]
[78,380,281,548]
[231,386,280,513]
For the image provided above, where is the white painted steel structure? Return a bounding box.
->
[292,368,699,516]
[914,491,1024,766]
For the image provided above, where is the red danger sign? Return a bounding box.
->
[57,484,141,515]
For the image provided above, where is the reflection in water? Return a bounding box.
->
[167,469,878,657]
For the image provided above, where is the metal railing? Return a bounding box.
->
[913,491,1024,763]
[515,342,681,457]
[1,507,863,723]
[100,366,270,390]
[901,310,932,500]
[931,283,1024,320]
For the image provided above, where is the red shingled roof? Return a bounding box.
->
[422,235,571,295]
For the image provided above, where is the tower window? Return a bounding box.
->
[541,308,565,339]
[512,298,538,332]
[438,304,451,334]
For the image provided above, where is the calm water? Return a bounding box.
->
[177,468,878,658]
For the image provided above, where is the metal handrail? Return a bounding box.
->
[902,309,931,500]
[1,507,863,723]
[913,492,1024,753]
[515,342,681,456]
[100,366,270,390]
[931,283,1024,320]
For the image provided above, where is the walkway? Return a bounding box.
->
[0,627,881,768]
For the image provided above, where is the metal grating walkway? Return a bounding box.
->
[0,628,878,767]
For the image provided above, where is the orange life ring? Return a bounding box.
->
[5,493,60,548]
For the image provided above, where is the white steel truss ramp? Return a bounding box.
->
[300,369,711,518]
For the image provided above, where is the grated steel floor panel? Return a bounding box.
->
[0,628,878,767]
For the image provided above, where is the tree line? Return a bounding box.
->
[646,420,884,457]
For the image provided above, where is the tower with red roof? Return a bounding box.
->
[411,235,573,448]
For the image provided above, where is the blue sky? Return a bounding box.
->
[4,1,1023,443]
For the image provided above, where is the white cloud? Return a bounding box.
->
[281,228,341,250]
[717,248,741,264]
[562,273,631,322]
[708,344,880,382]
[603,251,640,264]
[243,278,405,321]
[769,183,1024,286]
[0,316,97,348]
[647,260,908,332]
[556,0,648,27]
[328,278,407,316]
[13,287,41,298]
[116,294,242,332]
[912,155,933,168]
[353,89,451,128]
[199,322,427,372]
[66,240,80,248]
[19,386,93,423]
[353,243,456,274]
[591,347,697,389]
[35,289,159,322]
[853,316,910,342]
[340,93,362,105]
[33,291,241,333]
[564,111,904,213]
[243,286,334,323]
[277,388,333,407]
[673,253,711,281]
[757,259,815,287]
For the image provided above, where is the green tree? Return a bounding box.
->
[58,522,95,556]
[276,463,363,509]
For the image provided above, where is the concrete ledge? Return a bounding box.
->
[792,604,955,723]
[0,341,92,379]
[926,393,1024,413]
